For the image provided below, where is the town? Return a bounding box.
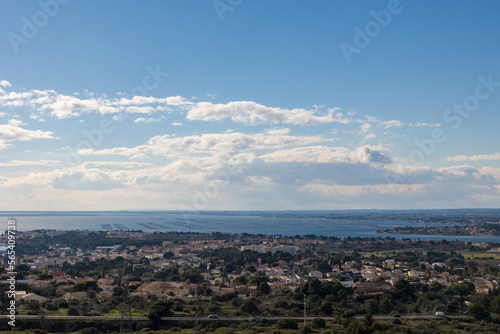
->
[2,229,500,333]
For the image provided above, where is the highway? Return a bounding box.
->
[0,314,466,321]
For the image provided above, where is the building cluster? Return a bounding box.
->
[1,232,499,304]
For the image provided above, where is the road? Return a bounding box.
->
[1,314,467,321]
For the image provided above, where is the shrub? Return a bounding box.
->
[79,328,101,334]
[44,302,58,311]
[26,330,48,334]
[67,307,79,315]
[277,318,298,330]
[312,317,326,328]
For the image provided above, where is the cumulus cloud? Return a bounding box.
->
[114,95,192,106]
[363,115,403,128]
[39,95,102,118]
[186,101,346,125]
[126,106,155,114]
[7,118,26,126]
[0,83,192,119]
[2,79,497,210]
[259,145,391,165]
[447,152,500,162]
[51,169,125,190]
[0,80,12,88]
[134,116,165,123]
[79,128,332,157]
[0,124,58,149]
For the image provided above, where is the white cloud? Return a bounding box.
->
[79,128,332,158]
[98,105,120,114]
[359,123,371,135]
[0,160,61,167]
[363,115,403,128]
[126,106,155,114]
[383,120,403,128]
[2,80,497,210]
[447,152,500,162]
[40,94,101,118]
[0,80,12,88]
[302,183,425,196]
[114,95,192,106]
[8,118,26,126]
[260,145,391,165]
[0,84,192,119]
[0,124,58,149]
[187,101,346,125]
[410,122,441,127]
[134,116,164,123]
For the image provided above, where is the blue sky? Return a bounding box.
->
[0,0,499,210]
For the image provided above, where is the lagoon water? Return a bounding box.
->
[1,211,500,242]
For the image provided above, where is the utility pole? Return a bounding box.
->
[120,280,132,332]
[127,281,132,330]
[303,294,307,328]
[195,283,202,333]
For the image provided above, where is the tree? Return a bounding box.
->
[28,300,41,311]
[469,303,491,321]
[147,299,174,326]
[233,275,247,285]
[87,290,97,299]
[239,300,259,314]
[163,251,175,259]
[247,276,268,286]
[393,279,415,300]
[112,287,125,296]
[258,282,271,294]
[67,307,79,316]
[315,261,331,273]
[490,295,500,314]
[16,264,30,272]
[37,273,53,280]
[378,295,393,314]
[223,262,237,273]
[366,299,379,315]
[320,301,333,315]
[247,265,257,273]
[363,311,374,327]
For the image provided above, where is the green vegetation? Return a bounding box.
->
[3,229,500,332]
